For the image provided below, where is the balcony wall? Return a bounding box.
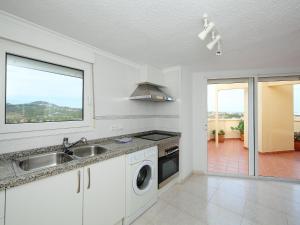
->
[208,119,241,139]
[208,118,300,150]
[295,117,300,132]
[258,83,294,153]
[207,119,248,148]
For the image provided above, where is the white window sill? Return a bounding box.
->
[0,125,95,141]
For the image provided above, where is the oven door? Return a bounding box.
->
[158,149,179,187]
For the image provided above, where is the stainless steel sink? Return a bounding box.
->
[15,152,73,172]
[72,145,108,158]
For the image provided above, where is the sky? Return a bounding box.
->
[208,84,300,115]
[207,85,244,113]
[6,65,83,108]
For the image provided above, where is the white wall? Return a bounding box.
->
[192,75,207,173]
[93,53,158,138]
[0,11,195,182]
[94,54,154,117]
[178,67,193,180]
[0,12,159,153]
[153,66,181,132]
[0,11,189,161]
[152,66,194,181]
[0,50,159,153]
[0,11,95,64]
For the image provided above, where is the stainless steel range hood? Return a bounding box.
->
[129,82,174,102]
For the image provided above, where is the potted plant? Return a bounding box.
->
[212,129,225,143]
[231,120,244,141]
[211,130,216,141]
[295,132,300,151]
[218,130,225,143]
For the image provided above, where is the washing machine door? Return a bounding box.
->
[133,160,154,195]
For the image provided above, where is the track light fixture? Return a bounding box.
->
[206,34,221,50]
[198,13,223,55]
[198,22,215,40]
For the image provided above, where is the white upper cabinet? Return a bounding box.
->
[83,156,125,225]
[140,65,165,86]
[0,191,4,225]
[5,169,84,225]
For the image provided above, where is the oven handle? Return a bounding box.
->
[165,148,179,156]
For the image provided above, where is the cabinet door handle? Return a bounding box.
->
[77,170,81,193]
[87,168,91,189]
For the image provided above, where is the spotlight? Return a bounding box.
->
[198,22,215,40]
[216,41,222,56]
[206,35,221,50]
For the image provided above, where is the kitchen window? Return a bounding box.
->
[0,39,93,139]
[6,54,84,124]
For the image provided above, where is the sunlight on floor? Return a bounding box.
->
[132,175,300,225]
[208,139,300,180]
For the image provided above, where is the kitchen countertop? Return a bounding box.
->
[0,130,180,191]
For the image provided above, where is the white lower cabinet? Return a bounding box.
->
[0,191,5,225]
[5,155,125,225]
[5,169,84,225]
[83,156,125,225]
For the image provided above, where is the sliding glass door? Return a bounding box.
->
[256,76,300,180]
[207,79,253,176]
[206,75,300,181]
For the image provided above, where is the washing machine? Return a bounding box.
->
[124,146,158,225]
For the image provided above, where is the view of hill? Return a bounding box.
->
[208,112,244,119]
[6,101,83,124]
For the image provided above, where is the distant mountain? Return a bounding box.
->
[208,111,243,119]
[6,101,82,124]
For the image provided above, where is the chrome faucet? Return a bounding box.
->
[63,137,88,154]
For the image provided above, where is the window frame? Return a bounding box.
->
[5,53,85,124]
[0,39,94,139]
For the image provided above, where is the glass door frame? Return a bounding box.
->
[206,77,255,177]
[254,75,300,181]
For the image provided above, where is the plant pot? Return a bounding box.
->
[295,140,300,151]
[218,134,225,143]
[240,133,244,141]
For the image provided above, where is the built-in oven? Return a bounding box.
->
[158,144,179,188]
[134,132,180,189]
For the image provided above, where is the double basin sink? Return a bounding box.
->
[15,145,108,172]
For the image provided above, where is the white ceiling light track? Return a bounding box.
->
[198,14,222,56]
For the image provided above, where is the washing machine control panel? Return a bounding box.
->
[127,147,157,164]
[145,147,157,157]
[127,150,145,164]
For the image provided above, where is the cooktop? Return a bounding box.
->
[135,133,174,141]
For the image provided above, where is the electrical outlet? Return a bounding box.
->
[111,125,119,131]
[111,125,123,131]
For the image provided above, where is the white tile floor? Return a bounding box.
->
[132,175,300,225]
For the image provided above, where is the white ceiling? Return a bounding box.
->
[0,0,300,72]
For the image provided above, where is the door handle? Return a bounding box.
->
[204,124,208,131]
[165,148,179,156]
[77,170,81,193]
[87,168,91,189]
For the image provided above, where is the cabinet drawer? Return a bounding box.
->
[0,191,4,219]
